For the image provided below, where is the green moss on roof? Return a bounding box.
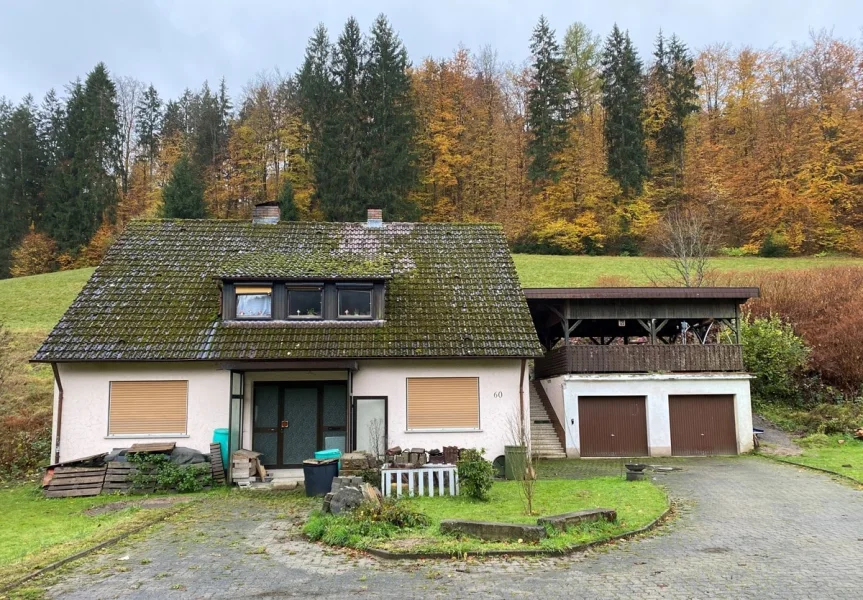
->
[34,220,542,362]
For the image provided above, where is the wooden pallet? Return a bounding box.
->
[209,443,226,485]
[127,442,176,454]
[44,465,107,498]
[101,461,142,494]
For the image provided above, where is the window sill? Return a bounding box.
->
[106,434,190,439]
[404,429,482,433]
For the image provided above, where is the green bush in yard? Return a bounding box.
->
[127,453,212,493]
[303,499,429,548]
[739,314,809,405]
[456,448,495,501]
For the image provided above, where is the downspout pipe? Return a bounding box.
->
[519,359,527,437]
[51,363,64,464]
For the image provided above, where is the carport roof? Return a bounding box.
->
[523,287,760,301]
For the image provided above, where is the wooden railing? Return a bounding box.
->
[534,344,745,378]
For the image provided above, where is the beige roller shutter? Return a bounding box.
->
[407,377,479,430]
[109,381,188,435]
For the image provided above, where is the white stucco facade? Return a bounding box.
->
[52,359,528,463]
[539,373,754,457]
[52,362,230,463]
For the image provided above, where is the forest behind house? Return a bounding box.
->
[2,15,863,279]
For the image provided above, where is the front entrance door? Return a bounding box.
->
[252,382,347,468]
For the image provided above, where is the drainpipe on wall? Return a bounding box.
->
[51,363,64,464]
[519,359,527,436]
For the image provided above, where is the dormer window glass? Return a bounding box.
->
[288,287,323,319]
[338,287,372,319]
[235,285,272,319]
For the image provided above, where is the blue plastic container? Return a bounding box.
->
[213,428,229,471]
[314,448,341,469]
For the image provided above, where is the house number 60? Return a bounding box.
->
[493,391,504,398]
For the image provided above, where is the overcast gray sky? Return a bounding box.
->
[1,0,861,102]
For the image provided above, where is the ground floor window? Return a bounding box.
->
[108,380,189,436]
[406,377,479,430]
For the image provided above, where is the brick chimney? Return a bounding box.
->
[252,201,280,224]
[366,208,383,228]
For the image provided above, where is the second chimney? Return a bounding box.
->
[252,201,280,224]
[366,208,383,228]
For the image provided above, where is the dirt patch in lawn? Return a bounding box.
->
[85,496,192,516]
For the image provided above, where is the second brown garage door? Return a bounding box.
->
[669,395,737,456]
[578,396,648,457]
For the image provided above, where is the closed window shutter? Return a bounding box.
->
[406,377,479,430]
[109,381,188,435]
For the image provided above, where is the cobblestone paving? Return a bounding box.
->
[40,457,863,599]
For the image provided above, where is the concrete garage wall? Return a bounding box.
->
[53,362,230,462]
[553,373,754,457]
[353,359,528,461]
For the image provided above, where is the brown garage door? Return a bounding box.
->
[669,395,737,456]
[578,396,648,457]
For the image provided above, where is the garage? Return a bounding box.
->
[669,394,738,456]
[578,396,648,457]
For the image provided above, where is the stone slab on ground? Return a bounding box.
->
[537,508,617,531]
[440,519,546,542]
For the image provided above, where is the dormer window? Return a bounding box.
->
[235,285,272,319]
[288,286,323,319]
[338,286,372,319]
[225,280,383,321]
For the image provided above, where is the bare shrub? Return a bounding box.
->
[507,411,536,515]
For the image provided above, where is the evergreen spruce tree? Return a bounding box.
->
[662,35,699,184]
[298,24,334,215]
[319,17,367,221]
[600,25,648,196]
[362,14,418,220]
[135,84,163,179]
[43,64,121,252]
[162,153,205,219]
[0,97,45,277]
[526,16,571,185]
[277,179,299,221]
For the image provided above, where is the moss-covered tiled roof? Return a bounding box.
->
[34,220,542,362]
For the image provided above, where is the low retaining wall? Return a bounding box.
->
[440,520,546,542]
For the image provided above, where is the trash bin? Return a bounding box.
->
[303,459,339,497]
[212,428,229,471]
[504,445,528,481]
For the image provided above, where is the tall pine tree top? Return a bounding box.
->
[527,16,570,185]
[362,14,418,220]
[601,25,648,196]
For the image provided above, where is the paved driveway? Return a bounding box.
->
[39,457,863,599]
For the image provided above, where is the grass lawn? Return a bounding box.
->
[512,254,863,287]
[771,436,863,484]
[0,483,204,588]
[0,268,94,333]
[307,477,668,555]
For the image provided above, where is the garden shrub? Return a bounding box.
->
[739,314,809,406]
[127,453,213,493]
[793,402,863,435]
[456,448,495,501]
[303,499,429,548]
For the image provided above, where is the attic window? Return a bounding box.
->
[288,286,323,319]
[338,286,372,319]
[235,285,272,319]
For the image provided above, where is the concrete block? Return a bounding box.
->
[440,519,546,542]
[536,508,617,532]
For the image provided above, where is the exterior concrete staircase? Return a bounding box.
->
[530,381,567,459]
